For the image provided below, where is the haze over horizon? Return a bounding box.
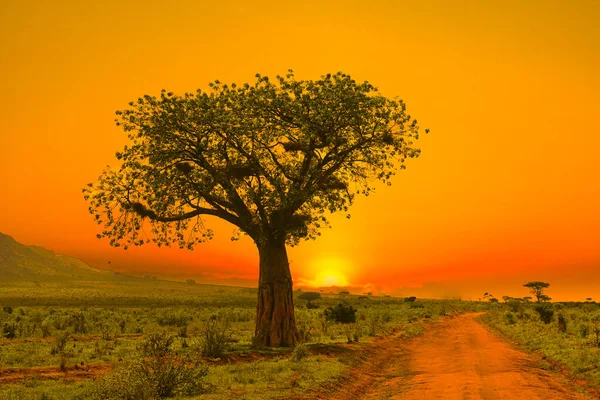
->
[1,1,599,301]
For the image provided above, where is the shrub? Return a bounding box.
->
[71,312,87,334]
[557,313,568,333]
[198,316,231,358]
[324,302,357,324]
[2,306,13,314]
[156,310,192,327]
[291,343,309,361]
[535,305,554,324]
[507,300,522,313]
[2,323,17,339]
[89,332,208,399]
[51,333,69,355]
[579,324,590,338]
[298,292,321,302]
[504,312,516,325]
[404,297,417,303]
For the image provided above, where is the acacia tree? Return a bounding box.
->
[84,71,425,347]
[523,281,550,303]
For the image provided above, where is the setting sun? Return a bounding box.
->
[312,258,350,287]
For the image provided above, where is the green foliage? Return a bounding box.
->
[2,322,17,339]
[324,302,357,324]
[535,304,554,324]
[504,312,516,325]
[84,71,424,249]
[297,292,321,302]
[50,333,69,356]
[89,332,208,399]
[404,296,417,303]
[198,315,232,358]
[291,343,309,362]
[155,310,192,327]
[523,281,550,303]
[557,313,568,333]
[579,323,590,338]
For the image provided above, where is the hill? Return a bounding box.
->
[0,232,110,281]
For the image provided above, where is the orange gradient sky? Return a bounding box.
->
[1,0,599,301]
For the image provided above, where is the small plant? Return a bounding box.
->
[593,325,600,347]
[199,315,231,358]
[557,313,567,333]
[89,332,208,399]
[291,343,309,361]
[507,300,522,313]
[534,305,554,324]
[71,312,87,334]
[324,302,357,324]
[51,333,69,355]
[579,324,590,338]
[504,312,516,325]
[2,323,17,339]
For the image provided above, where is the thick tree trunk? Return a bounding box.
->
[254,237,299,347]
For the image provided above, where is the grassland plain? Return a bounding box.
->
[0,278,484,400]
[479,301,600,397]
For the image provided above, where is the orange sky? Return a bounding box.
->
[1,0,599,301]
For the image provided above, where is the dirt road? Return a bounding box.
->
[317,313,591,400]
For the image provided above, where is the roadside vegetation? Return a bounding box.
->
[0,282,482,400]
[479,281,600,393]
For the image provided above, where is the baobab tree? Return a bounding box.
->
[83,71,425,346]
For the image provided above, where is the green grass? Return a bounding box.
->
[0,279,483,399]
[479,302,600,392]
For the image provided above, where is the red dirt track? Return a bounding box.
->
[315,313,591,400]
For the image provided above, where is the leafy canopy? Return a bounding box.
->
[84,71,424,250]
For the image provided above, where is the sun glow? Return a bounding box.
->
[311,258,350,287]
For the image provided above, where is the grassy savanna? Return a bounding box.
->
[0,275,479,400]
[480,299,600,394]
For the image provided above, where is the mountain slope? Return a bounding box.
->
[0,232,108,281]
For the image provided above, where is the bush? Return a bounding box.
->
[2,322,17,339]
[291,343,309,361]
[507,300,522,313]
[557,313,568,333]
[404,296,417,303]
[535,305,554,324]
[198,316,231,358]
[71,312,87,334]
[324,302,357,324]
[504,312,516,325]
[579,324,590,338]
[155,310,192,327]
[51,333,69,355]
[89,333,208,399]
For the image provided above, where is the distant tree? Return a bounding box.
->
[489,298,499,303]
[404,296,417,303]
[586,297,593,302]
[339,291,350,296]
[297,291,321,303]
[539,294,552,302]
[83,71,425,347]
[523,296,532,302]
[502,296,513,303]
[186,279,196,285]
[523,282,550,303]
